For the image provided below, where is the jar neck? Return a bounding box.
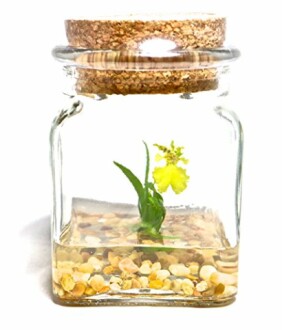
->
[61,65,231,99]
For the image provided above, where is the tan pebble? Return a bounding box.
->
[85,286,96,295]
[108,252,122,267]
[138,276,149,288]
[199,265,217,281]
[162,279,172,290]
[78,263,94,274]
[72,271,91,282]
[109,276,123,285]
[196,281,208,292]
[188,262,200,275]
[210,272,237,286]
[156,269,170,281]
[149,279,163,289]
[60,273,75,292]
[169,263,190,277]
[88,256,103,272]
[151,262,161,272]
[139,263,151,275]
[110,282,121,291]
[119,258,139,273]
[122,279,132,290]
[132,278,142,289]
[182,282,194,296]
[81,252,91,262]
[182,278,194,288]
[103,265,115,275]
[89,275,105,292]
[71,282,86,297]
[171,279,183,292]
[214,283,225,295]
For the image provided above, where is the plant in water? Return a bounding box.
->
[114,141,189,236]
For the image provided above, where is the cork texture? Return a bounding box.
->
[65,15,226,95]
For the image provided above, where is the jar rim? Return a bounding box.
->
[52,45,240,71]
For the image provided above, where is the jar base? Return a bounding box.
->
[53,292,236,307]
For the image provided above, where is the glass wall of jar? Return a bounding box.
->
[51,14,242,307]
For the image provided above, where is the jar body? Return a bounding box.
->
[51,88,242,306]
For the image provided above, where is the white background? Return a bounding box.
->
[1,0,282,329]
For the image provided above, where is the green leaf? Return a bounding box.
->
[113,161,144,200]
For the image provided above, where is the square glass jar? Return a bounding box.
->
[51,14,242,307]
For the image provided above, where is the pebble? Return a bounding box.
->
[199,265,217,281]
[109,276,123,285]
[182,282,194,296]
[88,256,103,272]
[151,262,162,272]
[85,286,95,295]
[156,269,170,281]
[214,283,225,295]
[221,285,237,297]
[182,278,194,288]
[122,279,132,290]
[103,265,115,275]
[188,262,200,275]
[118,258,139,273]
[89,275,105,292]
[132,278,142,289]
[139,263,152,275]
[196,281,208,292]
[60,273,75,292]
[171,279,183,292]
[108,252,122,267]
[210,272,237,286]
[162,279,172,290]
[169,263,190,277]
[138,276,149,288]
[71,282,86,297]
[78,263,94,274]
[72,271,91,282]
[149,279,163,289]
[110,283,121,291]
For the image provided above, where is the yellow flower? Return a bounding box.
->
[153,164,189,194]
[152,141,190,194]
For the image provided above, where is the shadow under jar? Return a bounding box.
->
[51,14,242,307]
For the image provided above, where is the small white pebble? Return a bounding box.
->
[151,262,161,272]
[169,263,190,277]
[196,281,208,292]
[139,263,152,275]
[156,269,170,281]
[199,265,217,281]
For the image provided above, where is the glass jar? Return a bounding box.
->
[51,13,242,307]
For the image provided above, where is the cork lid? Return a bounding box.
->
[53,14,239,95]
[65,13,226,50]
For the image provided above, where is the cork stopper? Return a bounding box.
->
[64,14,226,95]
